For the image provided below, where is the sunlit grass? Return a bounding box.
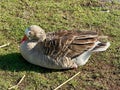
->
[0,0,120,90]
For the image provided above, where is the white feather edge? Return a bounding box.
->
[92,42,110,52]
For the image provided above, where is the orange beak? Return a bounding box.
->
[21,35,27,43]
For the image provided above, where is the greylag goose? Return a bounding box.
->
[20,25,110,69]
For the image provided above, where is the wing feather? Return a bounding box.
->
[43,30,98,60]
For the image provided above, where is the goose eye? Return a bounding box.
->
[28,31,31,35]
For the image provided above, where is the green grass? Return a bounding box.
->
[0,0,120,90]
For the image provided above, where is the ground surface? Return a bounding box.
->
[0,0,120,90]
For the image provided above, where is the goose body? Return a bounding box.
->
[20,25,110,69]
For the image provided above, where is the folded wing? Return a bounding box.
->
[43,30,98,60]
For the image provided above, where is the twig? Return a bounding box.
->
[0,43,10,48]
[8,85,17,90]
[54,71,80,90]
[8,75,26,90]
[16,75,26,86]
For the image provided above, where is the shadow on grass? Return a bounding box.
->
[0,53,71,73]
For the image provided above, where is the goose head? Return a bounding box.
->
[21,25,46,43]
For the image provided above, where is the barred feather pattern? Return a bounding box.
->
[43,30,98,60]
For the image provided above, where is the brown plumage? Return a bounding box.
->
[43,30,97,60]
[20,25,110,69]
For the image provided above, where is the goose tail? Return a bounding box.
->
[92,42,110,52]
